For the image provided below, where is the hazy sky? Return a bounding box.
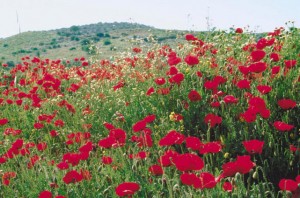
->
[0,0,299,38]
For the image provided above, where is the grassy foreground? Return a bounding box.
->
[0,26,299,198]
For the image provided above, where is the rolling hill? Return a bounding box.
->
[0,22,192,65]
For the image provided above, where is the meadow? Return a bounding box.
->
[0,26,299,197]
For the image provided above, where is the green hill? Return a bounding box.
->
[0,22,190,65]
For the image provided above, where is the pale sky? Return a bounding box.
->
[0,0,299,38]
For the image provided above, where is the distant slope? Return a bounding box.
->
[0,22,189,65]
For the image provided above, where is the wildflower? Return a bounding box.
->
[149,164,163,176]
[188,90,201,102]
[277,99,297,110]
[243,140,264,154]
[115,182,140,197]
[279,179,298,192]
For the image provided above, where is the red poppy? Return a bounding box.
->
[143,114,156,123]
[257,85,272,94]
[220,155,255,179]
[270,53,280,62]
[249,62,267,73]
[146,87,155,96]
[223,182,233,192]
[274,121,294,132]
[204,114,222,128]
[193,172,217,189]
[236,79,251,89]
[38,190,52,198]
[184,55,199,66]
[223,95,238,104]
[166,66,178,75]
[158,150,179,167]
[0,118,9,126]
[37,142,47,151]
[102,156,113,165]
[167,54,181,66]
[271,66,280,75]
[256,38,268,49]
[277,99,297,110]
[185,34,197,41]
[115,182,140,197]
[63,170,83,184]
[199,141,222,154]
[279,179,298,192]
[169,73,184,85]
[235,28,243,33]
[251,50,266,62]
[159,130,185,146]
[284,60,297,69]
[188,90,201,101]
[132,120,147,132]
[180,173,198,186]
[185,136,202,151]
[148,164,163,176]
[172,153,204,172]
[34,122,44,129]
[154,77,166,85]
[243,140,264,154]
[57,161,69,170]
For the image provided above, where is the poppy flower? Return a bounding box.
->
[132,120,147,132]
[0,118,9,126]
[158,150,179,167]
[223,95,238,104]
[167,55,181,66]
[143,114,156,123]
[284,60,297,69]
[115,182,140,197]
[223,182,233,192]
[235,28,243,33]
[270,53,280,62]
[274,121,294,132]
[180,173,198,186]
[146,87,155,96]
[38,190,52,198]
[250,50,266,62]
[279,179,298,192]
[257,85,272,94]
[169,73,184,85]
[185,34,197,41]
[193,172,217,189]
[185,136,202,151]
[243,140,264,154]
[184,55,199,66]
[188,90,201,101]
[154,77,166,85]
[249,62,267,73]
[63,170,83,184]
[277,99,297,110]
[172,153,204,172]
[56,161,69,170]
[199,141,222,154]
[149,164,163,176]
[159,130,185,146]
[204,114,222,128]
[236,79,251,89]
[166,66,178,76]
[271,66,280,75]
[102,156,113,165]
[220,155,255,179]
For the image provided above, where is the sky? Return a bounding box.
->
[0,0,299,38]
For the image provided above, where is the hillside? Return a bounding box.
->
[0,22,191,65]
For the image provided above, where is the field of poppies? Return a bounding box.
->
[0,26,299,198]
